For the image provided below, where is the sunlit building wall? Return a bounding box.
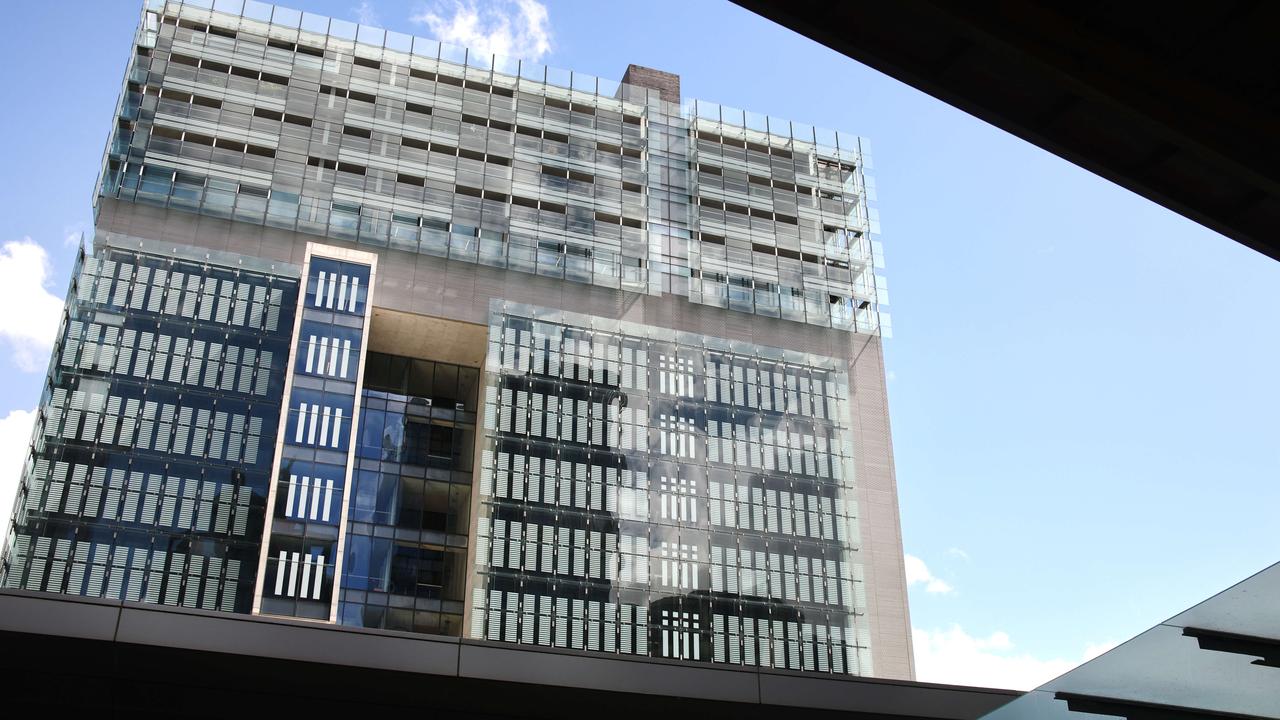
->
[0,0,911,680]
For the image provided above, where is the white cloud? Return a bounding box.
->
[0,409,36,537]
[410,0,553,62]
[904,553,954,594]
[946,546,971,562]
[913,625,1116,690]
[353,1,380,26]
[0,240,65,372]
[62,222,88,248]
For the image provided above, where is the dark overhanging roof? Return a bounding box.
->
[977,562,1280,718]
[0,589,1018,718]
[731,0,1280,262]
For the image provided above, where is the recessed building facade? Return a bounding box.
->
[0,0,912,680]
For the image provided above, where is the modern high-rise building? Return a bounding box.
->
[0,0,914,682]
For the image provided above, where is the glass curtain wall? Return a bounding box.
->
[0,244,298,612]
[470,302,872,675]
[339,352,478,634]
[101,0,886,335]
[259,254,372,620]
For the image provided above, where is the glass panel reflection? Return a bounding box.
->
[0,245,298,614]
[469,303,870,674]
[339,354,478,635]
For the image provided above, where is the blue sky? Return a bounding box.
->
[0,0,1276,689]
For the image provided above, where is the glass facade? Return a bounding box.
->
[470,303,871,674]
[258,248,374,620]
[1,243,297,612]
[100,0,888,335]
[2,0,914,682]
[338,353,478,635]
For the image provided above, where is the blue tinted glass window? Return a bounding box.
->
[358,409,385,460]
[351,470,378,522]
[343,534,371,590]
[294,321,364,379]
[306,257,371,314]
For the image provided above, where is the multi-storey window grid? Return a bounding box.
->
[1,243,298,613]
[256,251,373,622]
[338,354,479,636]
[471,303,871,675]
[100,0,887,335]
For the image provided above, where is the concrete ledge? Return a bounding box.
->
[0,591,121,642]
[0,589,1018,718]
[116,600,462,676]
[759,669,1017,716]
[459,639,760,704]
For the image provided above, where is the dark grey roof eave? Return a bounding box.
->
[0,588,1018,718]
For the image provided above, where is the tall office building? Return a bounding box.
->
[0,0,912,680]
